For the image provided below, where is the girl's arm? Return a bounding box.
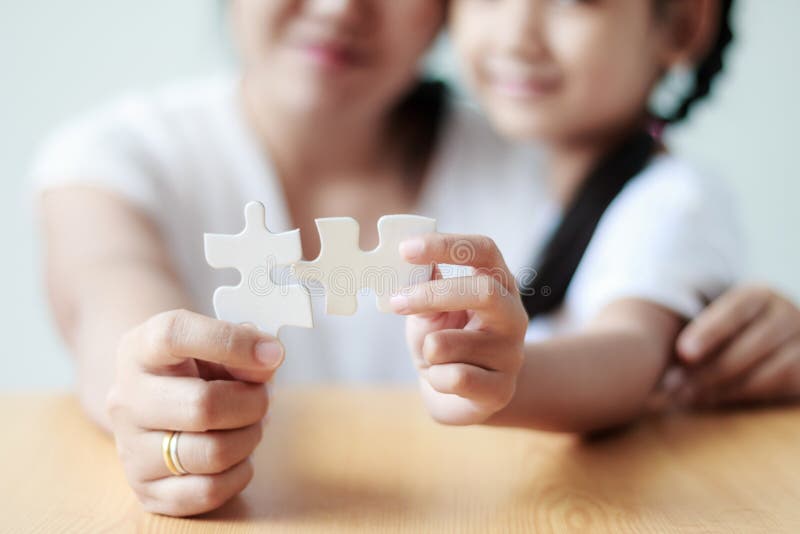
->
[489,299,682,433]
[394,232,682,433]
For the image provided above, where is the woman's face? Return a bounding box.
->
[232,0,445,117]
[450,0,675,143]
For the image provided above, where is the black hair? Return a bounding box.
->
[662,0,736,124]
[388,79,450,190]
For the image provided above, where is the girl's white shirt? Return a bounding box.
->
[31,78,743,384]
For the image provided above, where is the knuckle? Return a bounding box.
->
[189,385,218,431]
[423,333,449,364]
[215,322,240,360]
[476,275,501,308]
[478,236,500,261]
[132,484,173,516]
[104,387,124,421]
[205,436,235,472]
[448,367,473,393]
[422,282,439,307]
[477,235,496,252]
[742,285,773,310]
[138,495,163,515]
[148,309,188,355]
[115,437,139,472]
[195,477,230,511]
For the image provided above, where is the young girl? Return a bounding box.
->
[389,0,753,429]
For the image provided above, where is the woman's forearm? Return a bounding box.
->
[65,262,191,432]
[40,189,192,432]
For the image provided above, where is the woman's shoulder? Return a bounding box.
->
[30,76,243,220]
[47,76,239,143]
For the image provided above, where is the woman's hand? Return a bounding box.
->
[106,309,285,517]
[674,285,800,407]
[390,234,528,426]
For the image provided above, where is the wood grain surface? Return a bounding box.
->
[1,388,799,533]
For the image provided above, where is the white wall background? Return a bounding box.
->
[1,1,798,390]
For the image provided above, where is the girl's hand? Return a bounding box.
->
[106,309,284,517]
[675,285,800,407]
[391,234,528,425]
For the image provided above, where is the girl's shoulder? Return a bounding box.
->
[619,153,738,214]
[560,153,745,328]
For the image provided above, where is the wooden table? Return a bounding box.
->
[1,389,799,533]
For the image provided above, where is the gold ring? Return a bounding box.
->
[169,430,189,475]
[162,431,187,476]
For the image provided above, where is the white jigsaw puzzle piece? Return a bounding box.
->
[204,201,313,336]
[292,215,437,315]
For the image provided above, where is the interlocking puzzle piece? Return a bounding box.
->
[204,201,313,336]
[292,215,437,315]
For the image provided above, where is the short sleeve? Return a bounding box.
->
[29,96,167,223]
[565,157,744,323]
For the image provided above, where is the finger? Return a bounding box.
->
[424,363,514,409]
[391,275,520,322]
[714,339,800,405]
[138,458,254,517]
[422,329,523,373]
[399,233,516,292]
[690,305,799,391]
[406,312,470,370]
[124,309,284,375]
[119,375,269,432]
[133,423,263,481]
[677,287,771,364]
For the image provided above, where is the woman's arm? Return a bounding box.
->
[675,285,800,406]
[488,299,683,433]
[40,187,190,431]
[41,187,281,516]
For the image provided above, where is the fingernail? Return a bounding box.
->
[254,340,284,369]
[399,238,425,260]
[390,294,410,314]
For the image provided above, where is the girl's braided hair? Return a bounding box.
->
[662,0,736,124]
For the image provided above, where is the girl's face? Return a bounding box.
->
[232,0,445,116]
[450,0,680,143]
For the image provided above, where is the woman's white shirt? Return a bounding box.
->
[30,78,743,383]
